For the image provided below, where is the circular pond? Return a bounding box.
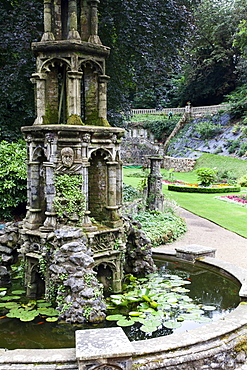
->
[0,258,240,349]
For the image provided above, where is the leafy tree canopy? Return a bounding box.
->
[98,0,195,122]
[169,0,247,107]
[0,0,43,141]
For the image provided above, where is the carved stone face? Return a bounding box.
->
[61,147,74,168]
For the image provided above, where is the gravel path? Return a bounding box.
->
[154,207,247,269]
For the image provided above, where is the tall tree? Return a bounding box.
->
[0,0,43,141]
[169,0,247,107]
[99,0,195,122]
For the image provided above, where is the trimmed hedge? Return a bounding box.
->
[167,184,241,193]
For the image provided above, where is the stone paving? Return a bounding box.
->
[154,207,247,369]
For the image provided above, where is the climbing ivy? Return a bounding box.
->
[53,174,86,224]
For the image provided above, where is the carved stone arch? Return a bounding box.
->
[93,261,116,292]
[32,145,45,162]
[89,148,113,162]
[92,364,123,370]
[40,57,71,74]
[79,58,104,74]
[88,148,112,222]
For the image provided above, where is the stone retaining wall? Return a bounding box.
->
[163,155,196,172]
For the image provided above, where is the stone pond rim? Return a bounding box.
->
[1,250,247,369]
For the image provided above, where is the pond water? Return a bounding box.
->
[0,259,240,349]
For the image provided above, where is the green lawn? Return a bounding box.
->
[123,167,247,238]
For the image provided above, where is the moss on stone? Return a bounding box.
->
[67,114,84,125]
[235,336,247,353]
[85,112,111,127]
[43,104,58,124]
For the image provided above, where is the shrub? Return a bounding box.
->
[142,114,181,142]
[196,167,217,186]
[0,141,27,220]
[168,184,241,193]
[226,85,247,119]
[133,211,187,246]
[238,175,247,187]
[195,120,223,139]
[226,139,241,154]
[216,169,237,184]
[123,184,141,202]
[238,142,247,157]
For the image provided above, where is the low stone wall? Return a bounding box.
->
[163,155,196,172]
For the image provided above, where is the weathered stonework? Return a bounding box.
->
[146,156,164,212]
[16,0,130,323]
[120,124,163,166]
[163,156,196,172]
[32,0,110,127]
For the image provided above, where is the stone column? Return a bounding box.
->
[67,71,83,117]
[87,0,101,44]
[98,75,110,121]
[68,0,81,39]
[25,162,43,230]
[84,67,98,125]
[40,133,57,231]
[106,162,117,208]
[80,0,90,41]
[42,0,55,41]
[116,162,123,207]
[31,73,47,125]
[106,162,122,227]
[40,163,56,231]
[147,156,164,212]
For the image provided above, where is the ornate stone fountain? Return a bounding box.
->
[19,0,128,323]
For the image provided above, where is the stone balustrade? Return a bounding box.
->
[131,104,230,117]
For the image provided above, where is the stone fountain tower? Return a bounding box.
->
[20,0,126,323]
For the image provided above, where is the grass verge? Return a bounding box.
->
[123,167,247,238]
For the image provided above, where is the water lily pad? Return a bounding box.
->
[202,305,216,311]
[11,290,26,295]
[133,317,146,324]
[140,325,157,333]
[106,314,126,321]
[0,302,8,308]
[138,302,150,309]
[193,316,212,323]
[38,308,60,316]
[164,320,182,329]
[0,295,21,301]
[37,302,52,308]
[140,307,156,313]
[20,316,36,322]
[117,319,135,327]
[129,311,142,317]
[4,302,20,309]
[0,288,7,292]
[110,294,124,300]
[46,317,58,322]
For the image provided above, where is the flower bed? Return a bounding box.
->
[167,183,241,193]
[216,193,247,207]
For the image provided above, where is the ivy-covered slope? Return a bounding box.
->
[167,113,247,159]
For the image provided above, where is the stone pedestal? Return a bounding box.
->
[175,244,216,262]
[22,125,124,231]
[76,328,134,370]
[146,156,164,212]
